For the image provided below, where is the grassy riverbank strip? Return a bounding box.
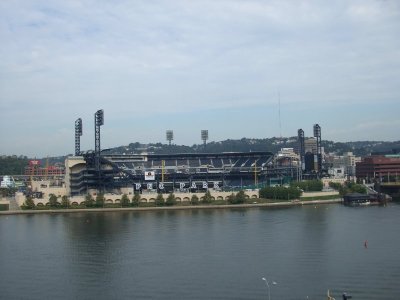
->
[0,198,342,215]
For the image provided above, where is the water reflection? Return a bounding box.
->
[1,205,400,299]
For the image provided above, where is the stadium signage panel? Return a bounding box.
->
[134,181,221,191]
[29,160,40,166]
[144,171,155,181]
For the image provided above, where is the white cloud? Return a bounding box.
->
[1,0,399,156]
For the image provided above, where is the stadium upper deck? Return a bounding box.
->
[107,151,273,175]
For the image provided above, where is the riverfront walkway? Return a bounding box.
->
[0,199,342,215]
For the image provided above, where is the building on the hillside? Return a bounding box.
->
[326,152,361,177]
[275,148,300,168]
[277,148,299,160]
[328,167,345,178]
[304,138,317,154]
[24,160,65,177]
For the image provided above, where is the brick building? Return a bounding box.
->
[356,156,400,180]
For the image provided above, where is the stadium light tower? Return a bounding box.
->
[297,129,305,180]
[75,118,82,156]
[94,109,104,172]
[313,124,322,174]
[166,130,174,146]
[313,124,321,153]
[201,130,209,149]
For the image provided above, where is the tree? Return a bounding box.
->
[49,194,58,208]
[259,186,301,201]
[227,193,236,204]
[121,194,130,207]
[25,195,35,209]
[202,190,213,204]
[228,190,247,204]
[155,193,165,206]
[85,194,94,207]
[190,194,199,205]
[329,182,342,190]
[166,193,176,206]
[95,193,105,207]
[0,155,29,175]
[291,180,323,192]
[1,187,17,197]
[338,181,367,196]
[132,193,140,207]
[61,195,70,208]
[235,190,246,204]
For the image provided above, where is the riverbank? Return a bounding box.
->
[0,198,342,215]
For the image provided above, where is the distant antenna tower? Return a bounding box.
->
[166,130,174,146]
[201,130,209,149]
[75,118,82,156]
[278,92,282,138]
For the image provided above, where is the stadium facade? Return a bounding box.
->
[66,151,274,196]
[64,110,320,197]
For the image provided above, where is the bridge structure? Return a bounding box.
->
[377,182,400,200]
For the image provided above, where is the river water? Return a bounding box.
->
[1,203,399,299]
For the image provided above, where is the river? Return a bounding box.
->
[0,203,399,299]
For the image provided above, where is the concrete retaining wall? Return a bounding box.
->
[16,190,260,206]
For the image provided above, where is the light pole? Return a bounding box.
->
[262,277,276,300]
[262,277,270,300]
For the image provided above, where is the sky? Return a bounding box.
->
[1,0,399,157]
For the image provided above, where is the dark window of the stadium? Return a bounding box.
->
[200,158,212,166]
[233,158,248,167]
[212,159,223,168]
[222,158,232,165]
[187,159,199,167]
[165,160,176,167]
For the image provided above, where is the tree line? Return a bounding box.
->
[0,156,29,175]
[22,190,250,209]
[259,179,324,200]
[329,181,367,196]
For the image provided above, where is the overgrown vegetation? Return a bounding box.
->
[227,190,247,204]
[131,193,140,207]
[202,190,213,204]
[121,194,130,207]
[95,193,105,207]
[0,187,17,197]
[0,204,9,211]
[155,193,165,206]
[290,180,323,192]
[190,194,199,205]
[165,193,176,206]
[259,186,302,200]
[61,195,70,208]
[0,156,29,175]
[49,194,58,207]
[24,195,35,209]
[329,181,367,196]
[85,194,94,207]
